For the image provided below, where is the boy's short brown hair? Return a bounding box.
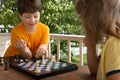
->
[17,0,42,15]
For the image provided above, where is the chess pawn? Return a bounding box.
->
[35,66,40,73]
[41,55,45,64]
[35,60,41,73]
[51,55,56,62]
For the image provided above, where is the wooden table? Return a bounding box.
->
[0,64,96,80]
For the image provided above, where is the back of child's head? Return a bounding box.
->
[16,0,42,15]
[102,0,120,39]
[75,0,104,44]
[75,0,120,44]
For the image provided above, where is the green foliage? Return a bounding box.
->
[0,0,21,32]
[61,53,87,65]
[40,0,83,34]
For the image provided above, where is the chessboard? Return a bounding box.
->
[9,56,78,80]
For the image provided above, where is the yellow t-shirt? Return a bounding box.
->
[97,36,120,80]
[4,22,50,57]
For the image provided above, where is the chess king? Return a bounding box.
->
[4,0,50,59]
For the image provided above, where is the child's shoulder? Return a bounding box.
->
[108,36,120,41]
[13,23,23,29]
[38,22,48,27]
[37,22,49,29]
[107,36,120,46]
[11,23,24,33]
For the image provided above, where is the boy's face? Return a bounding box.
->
[19,11,40,30]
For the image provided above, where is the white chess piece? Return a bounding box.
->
[51,55,56,62]
[35,60,41,73]
[0,57,4,65]
[41,55,45,64]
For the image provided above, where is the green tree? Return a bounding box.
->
[0,0,20,32]
[41,0,83,34]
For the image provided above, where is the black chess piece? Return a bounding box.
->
[4,58,10,70]
[4,62,9,70]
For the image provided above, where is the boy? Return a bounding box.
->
[4,0,50,59]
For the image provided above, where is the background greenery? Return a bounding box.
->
[0,0,86,65]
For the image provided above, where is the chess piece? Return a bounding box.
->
[4,62,9,70]
[35,60,41,73]
[51,55,56,62]
[25,59,28,62]
[19,59,24,62]
[0,57,4,65]
[4,58,10,70]
[41,55,45,64]
[14,55,19,62]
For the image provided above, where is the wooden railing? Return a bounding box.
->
[0,33,10,57]
[0,33,85,66]
[48,34,85,66]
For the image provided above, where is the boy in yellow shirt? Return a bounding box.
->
[4,0,50,59]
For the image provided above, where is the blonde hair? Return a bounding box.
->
[75,0,120,44]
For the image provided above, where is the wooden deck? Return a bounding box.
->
[0,64,96,80]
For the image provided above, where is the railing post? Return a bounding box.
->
[48,43,51,58]
[67,40,71,63]
[79,41,83,66]
[57,39,60,61]
[96,44,100,56]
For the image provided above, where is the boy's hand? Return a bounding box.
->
[14,39,27,50]
[14,39,32,59]
[35,44,48,59]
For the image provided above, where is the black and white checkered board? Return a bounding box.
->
[9,56,78,80]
